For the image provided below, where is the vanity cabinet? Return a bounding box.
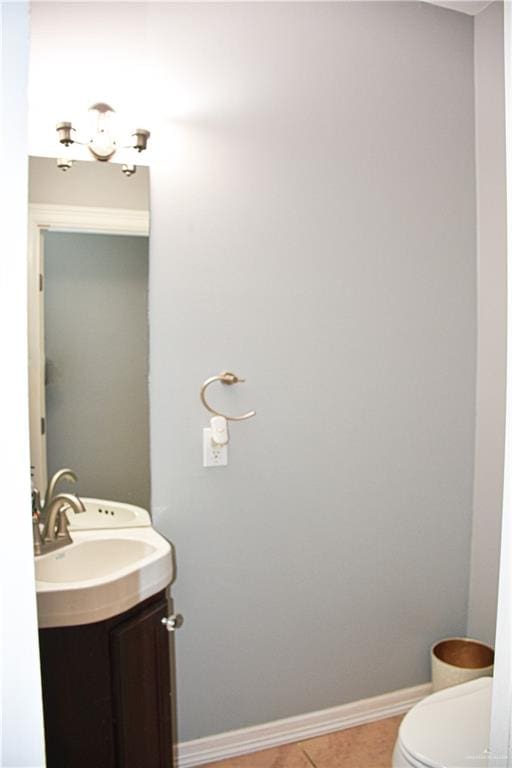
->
[39,590,175,768]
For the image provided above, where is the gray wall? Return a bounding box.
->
[29,156,149,209]
[467,0,507,646]
[148,2,477,740]
[44,231,150,509]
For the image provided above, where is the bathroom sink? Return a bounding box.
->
[36,523,173,628]
[35,538,158,582]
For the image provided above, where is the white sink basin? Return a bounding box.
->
[36,512,174,628]
[36,538,158,582]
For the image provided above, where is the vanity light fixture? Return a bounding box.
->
[56,102,150,177]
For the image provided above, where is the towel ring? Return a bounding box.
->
[200,372,256,422]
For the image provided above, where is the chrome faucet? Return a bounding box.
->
[44,468,78,513]
[40,493,86,554]
[31,467,86,555]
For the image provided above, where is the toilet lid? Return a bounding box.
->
[398,677,492,768]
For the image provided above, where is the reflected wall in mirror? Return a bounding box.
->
[28,158,150,509]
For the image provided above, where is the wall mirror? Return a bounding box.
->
[28,157,150,510]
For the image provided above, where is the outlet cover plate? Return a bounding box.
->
[203,428,228,467]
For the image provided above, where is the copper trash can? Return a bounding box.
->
[431,637,494,692]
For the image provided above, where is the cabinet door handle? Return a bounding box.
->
[161,614,184,632]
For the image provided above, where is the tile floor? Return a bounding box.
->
[203,715,403,768]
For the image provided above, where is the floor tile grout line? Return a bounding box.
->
[298,743,319,768]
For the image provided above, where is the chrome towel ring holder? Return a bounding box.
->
[200,372,256,422]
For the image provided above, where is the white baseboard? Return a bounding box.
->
[176,682,432,767]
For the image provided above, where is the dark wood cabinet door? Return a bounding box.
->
[110,596,173,768]
[39,618,117,768]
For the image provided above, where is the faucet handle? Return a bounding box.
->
[55,494,86,540]
[56,507,73,541]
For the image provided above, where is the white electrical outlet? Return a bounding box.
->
[203,428,228,467]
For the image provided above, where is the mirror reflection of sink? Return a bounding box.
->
[66,497,151,530]
[36,505,173,629]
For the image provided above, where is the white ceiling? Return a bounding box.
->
[423,0,495,15]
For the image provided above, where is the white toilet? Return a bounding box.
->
[392,677,492,768]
